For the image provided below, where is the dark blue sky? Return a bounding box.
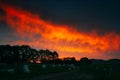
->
[0,0,120,59]
[1,0,120,33]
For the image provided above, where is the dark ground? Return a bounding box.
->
[30,67,94,80]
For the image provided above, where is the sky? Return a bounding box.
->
[0,0,120,60]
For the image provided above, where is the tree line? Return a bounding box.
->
[0,45,94,65]
[0,45,58,64]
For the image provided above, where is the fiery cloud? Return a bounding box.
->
[0,4,120,59]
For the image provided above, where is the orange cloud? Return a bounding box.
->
[1,4,120,59]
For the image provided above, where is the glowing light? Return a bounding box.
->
[0,4,120,59]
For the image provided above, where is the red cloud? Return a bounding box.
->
[1,4,120,59]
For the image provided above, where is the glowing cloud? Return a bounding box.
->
[0,4,120,59]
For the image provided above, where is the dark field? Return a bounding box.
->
[0,62,120,80]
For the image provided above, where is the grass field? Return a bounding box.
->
[0,63,120,80]
[0,63,71,80]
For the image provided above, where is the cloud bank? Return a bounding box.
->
[0,3,120,59]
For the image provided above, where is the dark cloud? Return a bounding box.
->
[0,0,120,59]
[1,0,120,37]
[106,52,120,59]
[1,0,120,33]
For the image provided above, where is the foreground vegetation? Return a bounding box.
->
[0,45,120,80]
[0,63,71,80]
[0,60,120,80]
[0,45,58,64]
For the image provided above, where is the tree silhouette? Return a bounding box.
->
[62,57,76,64]
[52,51,59,60]
[80,57,91,64]
[21,45,33,63]
[13,45,22,63]
[37,49,59,63]
[0,45,12,63]
[0,45,59,64]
